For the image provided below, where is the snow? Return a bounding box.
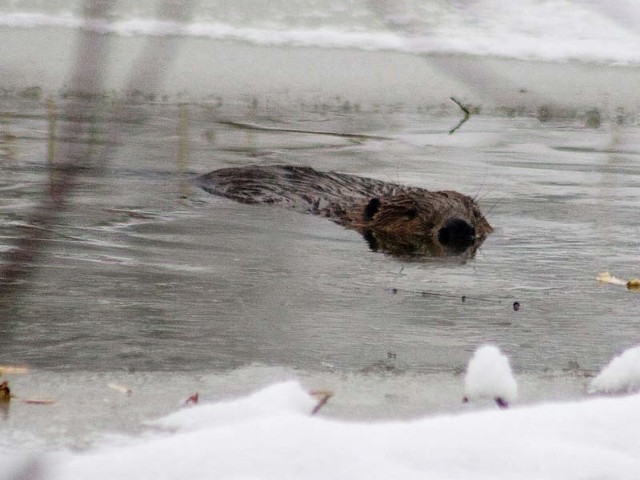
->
[3,1,640,65]
[152,381,316,432]
[3,380,640,480]
[589,346,640,394]
[463,345,518,406]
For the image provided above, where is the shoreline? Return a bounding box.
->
[0,27,639,116]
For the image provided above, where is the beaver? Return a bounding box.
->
[198,165,493,259]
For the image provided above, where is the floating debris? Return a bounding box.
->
[626,279,640,291]
[596,272,626,286]
[22,398,56,405]
[597,272,640,291]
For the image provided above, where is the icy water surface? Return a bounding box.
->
[1,97,640,447]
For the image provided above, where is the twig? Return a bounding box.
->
[185,392,199,405]
[22,398,57,405]
[217,120,391,141]
[448,97,471,134]
[309,390,333,415]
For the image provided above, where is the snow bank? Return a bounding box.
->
[9,381,633,480]
[590,346,640,394]
[464,345,518,406]
[152,381,316,432]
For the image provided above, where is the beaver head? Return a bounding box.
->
[355,192,492,258]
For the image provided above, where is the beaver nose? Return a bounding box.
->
[438,218,476,251]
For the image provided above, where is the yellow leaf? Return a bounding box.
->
[626,279,640,291]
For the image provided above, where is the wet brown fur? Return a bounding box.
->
[198,165,493,259]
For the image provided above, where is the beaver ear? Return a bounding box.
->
[363,198,381,220]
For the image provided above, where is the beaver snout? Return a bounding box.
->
[438,218,476,251]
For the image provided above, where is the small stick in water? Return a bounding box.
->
[449,97,471,135]
[22,398,57,405]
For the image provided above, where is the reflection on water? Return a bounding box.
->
[0,98,639,379]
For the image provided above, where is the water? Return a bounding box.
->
[1,101,637,374]
[0,0,640,459]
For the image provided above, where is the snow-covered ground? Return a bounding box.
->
[2,381,636,480]
[3,349,640,480]
[590,346,640,394]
